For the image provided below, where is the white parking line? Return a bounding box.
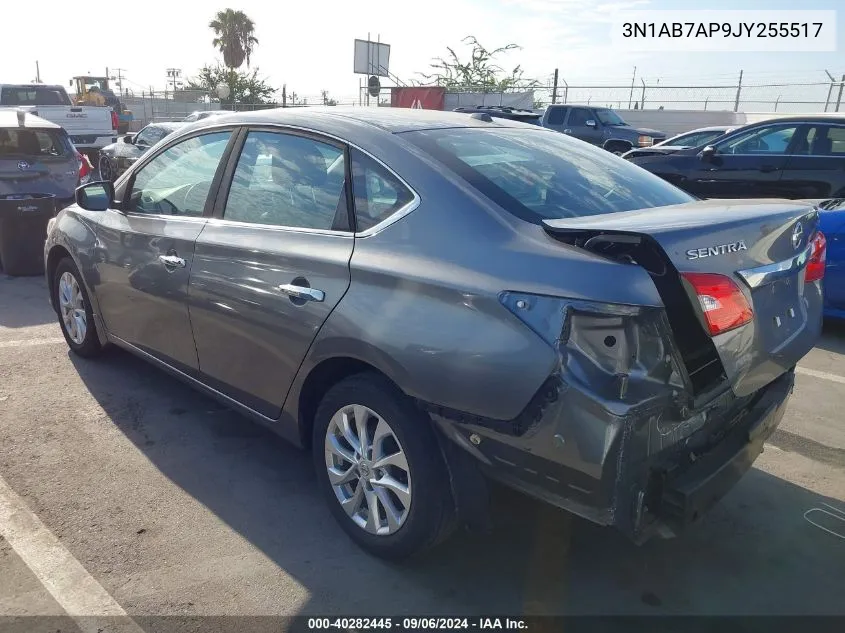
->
[0,474,144,633]
[796,366,845,386]
[0,337,65,349]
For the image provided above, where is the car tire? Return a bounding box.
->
[312,373,455,560]
[54,257,103,358]
[98,154,115,182]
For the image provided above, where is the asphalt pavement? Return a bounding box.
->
[0,274,843,630]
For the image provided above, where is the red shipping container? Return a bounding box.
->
[390,87,446,110]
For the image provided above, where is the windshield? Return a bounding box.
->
[405,127,693,223]
[661,129,726,147]
[595,109,627,126]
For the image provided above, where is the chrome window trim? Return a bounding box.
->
[204,217,354,238]
[737,243,812,288]
[215,122,422,238]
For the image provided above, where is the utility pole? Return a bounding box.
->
[112,68,127,95]
[282,84,287,108]
[165,68,182,94]
[628,66,636,108]
[551,68,559,104]
[35,61,41,83]
[824,70,836,112]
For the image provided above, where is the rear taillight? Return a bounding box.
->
[111,110,119,131]
[805,231,827,283]
[682,272,753,336]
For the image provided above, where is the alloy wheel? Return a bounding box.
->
[324,404,412,536]
[58,271,87,345]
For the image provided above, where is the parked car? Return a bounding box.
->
[45,108,824,560]
[98,122,184,181]
[799,198,845,319]
[622,125,736,159]
[0,110,86,209]
[540,104,667,154]
[0,84,118,159]
[626,116,845,200]
[453,106,541,124]
[183,110,234,123]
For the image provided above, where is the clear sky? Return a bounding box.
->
[2,0,843,103]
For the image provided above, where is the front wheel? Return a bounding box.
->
[98,154,116,182]
[313,374,455,560]
[54,258,103,358]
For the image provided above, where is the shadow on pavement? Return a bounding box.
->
[0,276,55,329]
[69,349,845,617]
[817,318,845,355]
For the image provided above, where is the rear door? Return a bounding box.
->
[542,106,569,133]
[93,129,237,373]
[778,123,845,199]
[683,122,798,199]
[189,128,354,418]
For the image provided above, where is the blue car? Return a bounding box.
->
[809,199,845,318]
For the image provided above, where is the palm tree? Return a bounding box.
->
[209,9,258,70]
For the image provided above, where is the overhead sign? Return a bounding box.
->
[390,87,445,110]
[354,39,391,77]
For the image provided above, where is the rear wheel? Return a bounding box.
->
[54,258,103,358]
[312,373,455,560]
[98,154,115,182]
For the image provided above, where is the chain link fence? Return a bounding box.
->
[533,79,845,113]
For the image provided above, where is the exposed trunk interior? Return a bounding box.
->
[548,230,726,396]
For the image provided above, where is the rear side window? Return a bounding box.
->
[0,87,70,106]
[0,128,69,158]
[404,128,693,223]
[223,131,348,230]
[350,149,415,232]
[545,107,567,125]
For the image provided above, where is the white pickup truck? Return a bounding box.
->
[0,84,117,158]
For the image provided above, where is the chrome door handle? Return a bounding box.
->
[278,284,325,302]
[159,255,186,268]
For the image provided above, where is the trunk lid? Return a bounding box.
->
[543,199,823,399]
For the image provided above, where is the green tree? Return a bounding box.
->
[417,35,537,92]
[187,64,276,105]
[209,9,259,70]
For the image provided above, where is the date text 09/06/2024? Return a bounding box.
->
[307,618,528,630]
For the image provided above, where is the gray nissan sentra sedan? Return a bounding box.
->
[44,107,826,560]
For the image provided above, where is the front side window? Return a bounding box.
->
[567,108,592,126]
[127,132,231,216]
[545,107,568,125]
[716,124,798,155]
[222,131,347,230]
[351,149,415,232]
[405,127,693,224]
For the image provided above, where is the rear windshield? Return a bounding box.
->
[0,128,71,158]
[0,86,71,106]
[404,128,693,223]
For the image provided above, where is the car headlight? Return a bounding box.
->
[637,135,654,147]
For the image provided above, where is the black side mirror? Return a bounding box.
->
[123,134,134,144]
[75,181,114,211]
[699,145,717,161]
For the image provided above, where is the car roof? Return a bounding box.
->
[187,106,541,134]
[0,110,62,130]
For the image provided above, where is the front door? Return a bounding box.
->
[189,129,354,417]
[684,122,797,199]
[564,107,604,146]
[93,130,234,372]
